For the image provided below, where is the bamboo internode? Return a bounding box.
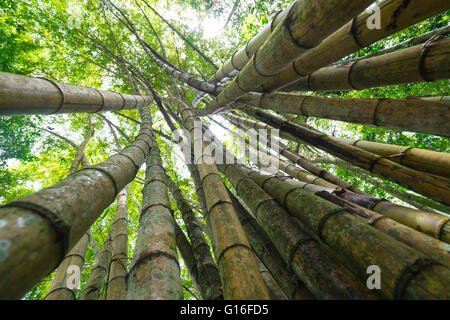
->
[256,0,450,92]
[0,72,153,116]
[219,162,377,299]
[283,38,450,92]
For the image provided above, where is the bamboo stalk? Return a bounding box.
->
[283,38,450,92]
[225,112,367,194]
[0,72,152,116]
[268,170,450,267]
[0,107,152,299]
[45,234,89,300]
[315,157,450,216]
[229,190,315,300]
[209,2,294,83]
[256,0,450,92]
[238,91,450,137]
[243,107,450,206]
[218,162,378,299]
[105,187,129,300]
[173,218,203,299]
[201,0,374,115]
[244,167,450,299]
[334,137,450,178]
[168,96,270,299]
[126,136,183,300]
[166,173,223,300]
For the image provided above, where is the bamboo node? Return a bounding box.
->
[348,17,364,49]
[92,89,105,113]
[216,243,253,265]
[288,237,315,272]
[0,200,70,261]
[419,36,442,82]
[346,60,360,90]
[36,77,66,114]
[394,258,439,299]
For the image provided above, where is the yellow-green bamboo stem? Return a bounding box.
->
[126,138,182,300]
[105,188,129,300]
[202,0,374,114]
[168,96,270,299]
[45,234,89,300]
[256,0,450,92]
[229,190,315,300]
[210,2,294,83]
[219,162,378,299]
[225,112,367,194]
[243,107,450,206]
[333,137,450,178]
[0,72,153,116]
[283,38,450,92]
[238,91,450,137]
[244,167,450,299]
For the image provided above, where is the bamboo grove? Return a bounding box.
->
[0,0,449,300]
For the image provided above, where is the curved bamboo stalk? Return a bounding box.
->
[201,0,374,115]
[218,162,378,299]
[243,167,450,299]
[224,112,367,194]
[283,38,450,92]
[126,135,182,299]
[238,92,450,137]
[0,107,152,299]
[256,0,450,92]
[228,190,315,300]
[166,173,223,300]
[243,107,450,206]
[168,96,270,299]
[0,72,153,116]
